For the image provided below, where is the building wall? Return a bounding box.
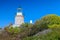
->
[15,15,24,26]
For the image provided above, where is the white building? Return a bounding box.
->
[13,8,24,27]
[13,7,33,27]
[30,20,32,24]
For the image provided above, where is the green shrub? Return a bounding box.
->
[35,14,60,29]
[23,27,60,40]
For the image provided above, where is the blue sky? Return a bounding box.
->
[0,0,60,28]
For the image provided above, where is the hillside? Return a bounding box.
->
[0,14,60,40]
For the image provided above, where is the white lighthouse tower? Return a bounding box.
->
[13,7,24,27]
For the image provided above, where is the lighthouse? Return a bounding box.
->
[13,7,24,27]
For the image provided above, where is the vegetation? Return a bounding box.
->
[0,14,60,40]
[23,26,60,40]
